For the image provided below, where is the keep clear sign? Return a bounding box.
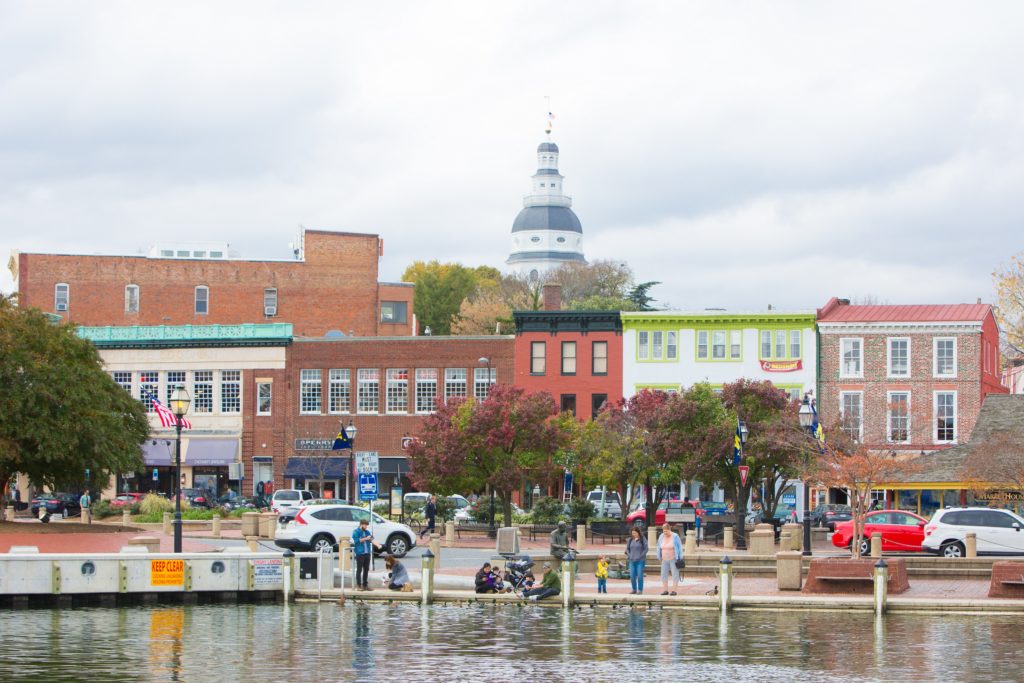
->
[252,558,284,587]
[151,559,185,586]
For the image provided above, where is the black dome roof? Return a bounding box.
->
[512,206,582,233]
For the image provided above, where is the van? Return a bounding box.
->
[271,488,314,513]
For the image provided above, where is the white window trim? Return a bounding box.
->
[194,285,209,315]
[299,369,322,415]
[933,390,958,444]
[256,382,272,416]
[54,283,69,311]
[125,284,139,313]
[886,391,911,444]
[933,337,957,378]
[839,337,864,379]
[887,337,911,379]
[839,390,864,442]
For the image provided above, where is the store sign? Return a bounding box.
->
[979,489,1024,502]
[294,439,334,451]
[151,559,184,587]
[759,359,803,372]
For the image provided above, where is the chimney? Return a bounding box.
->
[542,284,562,311]
[837,298,851,306]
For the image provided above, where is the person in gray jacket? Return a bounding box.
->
[625,526,649,594]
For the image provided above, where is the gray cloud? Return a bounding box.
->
[2,1,1023,314]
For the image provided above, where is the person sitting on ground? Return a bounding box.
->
[523,562,561,601]
[475,562,496,594]
[384,554,411,591]
[549,520,571,564]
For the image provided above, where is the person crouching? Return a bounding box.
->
[522,562,560,602]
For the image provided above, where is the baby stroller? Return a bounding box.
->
[505,555,535,594]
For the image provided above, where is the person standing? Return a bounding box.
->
[79,491,92,524]
[625,526,648,595]
[420,495,437,540]
[352,518,377,591]
[595,555,609,594]
[657,523,683,596]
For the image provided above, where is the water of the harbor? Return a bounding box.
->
[0,601,1020,682]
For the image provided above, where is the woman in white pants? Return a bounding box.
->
[657,523,683,595]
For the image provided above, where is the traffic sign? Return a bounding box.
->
[739,465,750,487]
[358,473,378,501]
[355,451,379,474]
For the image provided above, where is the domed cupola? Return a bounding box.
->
[506,129,586,279]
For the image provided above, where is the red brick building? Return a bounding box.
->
[512,293,623,420]
[817,297,1007,453]
[260,335,515,499]
[11,229,413,337]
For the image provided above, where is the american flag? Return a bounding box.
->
[144,391,192,430]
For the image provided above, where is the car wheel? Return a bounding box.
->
[387,534,410,557]
[310,534,335,553]
[940,541,965,558]
[858,537,871,556]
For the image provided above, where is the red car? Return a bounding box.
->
[110,492,145,508]
[831,509,928,554]
[626,500,705,529]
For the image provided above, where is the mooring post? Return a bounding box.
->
[562,559,575,609]
[874,558,888,616]
[719,555,733,612]
[421,549,435,606]
[282,549,294,602]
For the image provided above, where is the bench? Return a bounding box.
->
[588,521,631,544]
[455,523,492,539]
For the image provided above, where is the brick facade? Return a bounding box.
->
[513,310,623,420]
[817,298,1008,453]
[13,229,413,338]
[253,335,515,497]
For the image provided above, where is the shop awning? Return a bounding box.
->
[283,457,349,479]
[185,439,238,466]
[142,440,174,466]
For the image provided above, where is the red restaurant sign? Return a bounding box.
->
[759,359,803,372]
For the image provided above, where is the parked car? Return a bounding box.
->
[923,507,1024,557]
[180,488,214,508]
[831,510,928,554]
[110,492,145,508]
[586,490,622,518]
[271,488,314,514]
[810,503,853,531]
[30,492,82,518]
[626,500,705,529]
[274,504,417,556]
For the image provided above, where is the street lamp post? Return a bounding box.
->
[797,393,816,557]
[344,420,358,503]
[169,385,191,554]
[736,419,748,550]
[478,356,497,538]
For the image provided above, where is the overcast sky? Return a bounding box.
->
[2,2,1023,311]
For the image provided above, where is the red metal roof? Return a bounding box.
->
[818,300,992,323]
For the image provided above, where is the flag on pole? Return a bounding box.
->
[332,428,353,451]
[810,400,825,451]
[732,423,743,466]
[144,391,192,430]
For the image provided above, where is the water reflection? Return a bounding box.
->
[1,603,1023,682]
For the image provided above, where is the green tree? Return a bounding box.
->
[0,296,149,495]
[402,261,482,335]
[626,281,661,311]
[544,260,633,308]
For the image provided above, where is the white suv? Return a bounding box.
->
[271,489,314,513]
[922,507,1024,557]
[586,490,622,518]
[274,504,416,557]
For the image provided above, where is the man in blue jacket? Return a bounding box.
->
[352,518,377,591]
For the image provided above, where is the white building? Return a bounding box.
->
[506,134,586,279]
[620,310,818,514]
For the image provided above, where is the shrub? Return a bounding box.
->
[92,499,115,519]
[568,497,596,522]
[530,496,566,525]
[140,493,173,516]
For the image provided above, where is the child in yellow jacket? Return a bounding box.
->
[596,555,609,593]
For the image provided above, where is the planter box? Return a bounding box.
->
[988,561,1024,598]
[802,557,909,595]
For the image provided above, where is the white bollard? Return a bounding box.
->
[874,558,888,616]
[719,556,733,613]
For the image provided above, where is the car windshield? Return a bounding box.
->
[276,491,300,500]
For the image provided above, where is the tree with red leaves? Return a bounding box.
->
[405,384,563,523]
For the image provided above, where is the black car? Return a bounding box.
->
[180,488,214,508]
[30,492,82,519]
[810,504,853,530]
